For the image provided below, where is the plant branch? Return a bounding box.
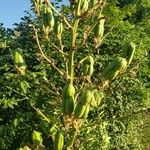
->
[68,19,80,84]
[32,106,50,123]
[47,2,72,29]
[33,26,64,75]
[102,25,117,41]
[51,42,67,57]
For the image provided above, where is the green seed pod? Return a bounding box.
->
[102,57,127,81]
[80,90,94,105]
[55,131,64,150]
[123,42,136,66]
[42,6,54,30]
[83,64,90,76]
[94,17,105,38]
[14,49,25,67]
[80,0,89,14]
[94,16,105,48]
[88,64,94,77]
[14,49,26,75]
[81,105,90,119]
[74,103,87,118]
[94,91,104,106]
[64,96,74,115]
[76,0,82,16]
[65,84,75,97]
[56,21,63,39]
[62,84,75,115]
[46,7,55,28]
[83,55,94,77]
[90,93,97,107]
[32,130,43,145]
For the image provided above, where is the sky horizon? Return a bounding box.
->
[0,1,31,28]
[0,0,68,29]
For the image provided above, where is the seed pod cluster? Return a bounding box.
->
[72,0,89,16]
[62,84,75,115]
[13,49,26,75]
[42,5,55,29]
[32,0,43,16]
[122,42,136,66]
[102,57,128,81]
[94,16,105,48]
[31,130,43,145]
[74,90,93,119]
[82,55,94,80]
[54,131,64,150]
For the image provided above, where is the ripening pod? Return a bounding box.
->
[54,131,64,150]
[63,96,74,115]
[102,57,128,81]
[32,130,43,145]
[62,84,75,115]
[81,105,90,119]
[122,42,136,66]
[90,90,104,107]
[80,0,89,15]
[63,84,75,97]
[46,8,55,28]
[42,5,55,34]
[74,103,87,118]
[56,21,63,40]
[14,49,25,67]
[83,63,94,77]
[13,49,26,75]
[76,0,89,16]
[94,16,105,48]
[83,55,94,78]
[94,91,104,106]
[80,90,94,105]
[116,57,128,73]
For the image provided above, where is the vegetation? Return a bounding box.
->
[0,0,149,149]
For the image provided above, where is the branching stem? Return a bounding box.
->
[33,26,64,75]
[68,19,80,84]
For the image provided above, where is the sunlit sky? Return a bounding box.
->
[0,0,68,29]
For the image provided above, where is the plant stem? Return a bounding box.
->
[33,26,64,75]
[66,129,77,150]
[32,106,50,123]
[68,19,80,84]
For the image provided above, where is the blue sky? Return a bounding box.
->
[0,0,68,29]
[0,1,31,28]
